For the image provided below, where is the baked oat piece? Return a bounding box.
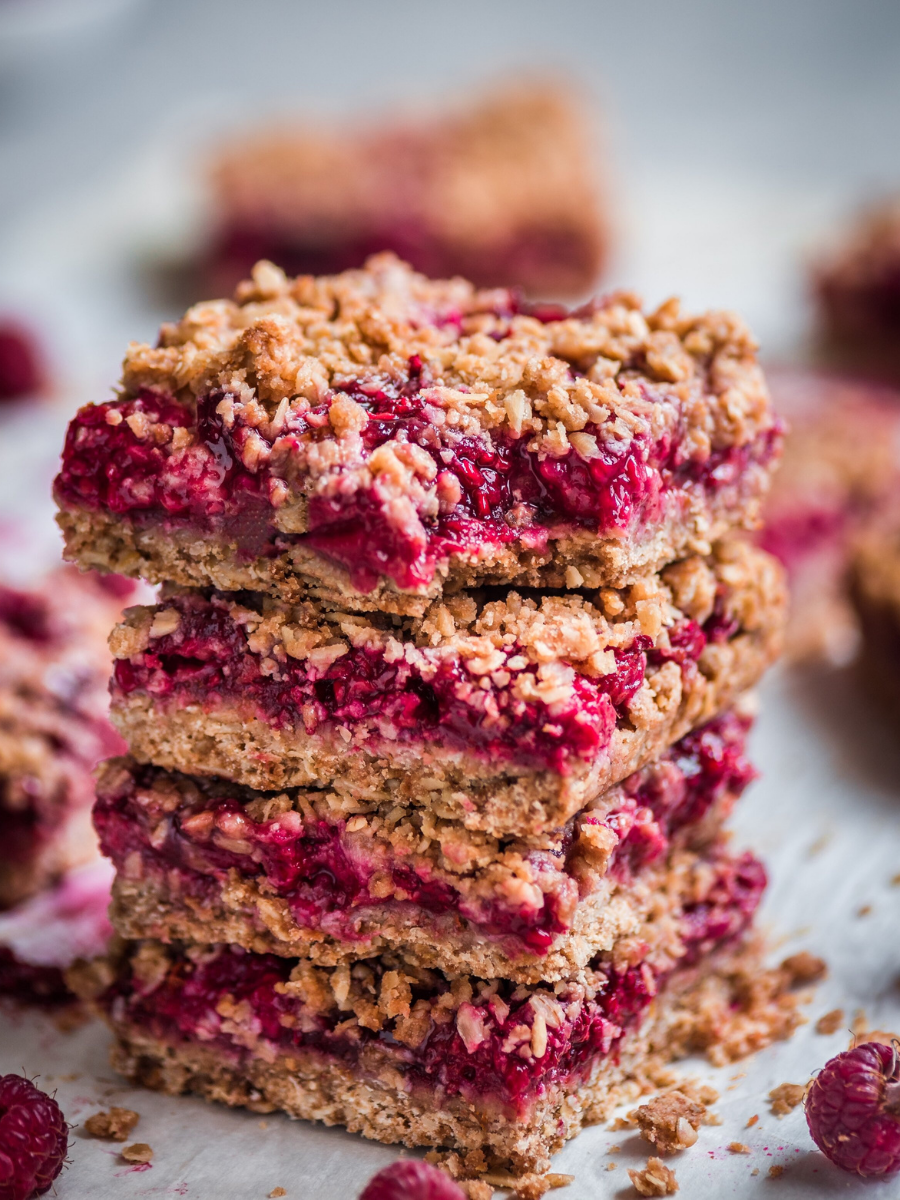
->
[0,569,133,908]
[95,712,757,982]
[813,197,900,382]
[760,369,900,664]
[69,863,797,1175]
[850,519,900,712]
[107,538,786,838]
[55,255,783,616]
[204,86,606,299]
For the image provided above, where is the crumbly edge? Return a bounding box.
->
[110,603,781,839]
[84,936,804,1175]
[58,454,772,612]
[107,829,737,984]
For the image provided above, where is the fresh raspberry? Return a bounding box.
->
[358,1161,466,1200]
[805,1041,900,1176]
[0,1075,68,1200]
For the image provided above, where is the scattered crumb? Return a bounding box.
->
[751,1168,760,1176]
[121,1143,153,1164]
[891,872,900,886]
[545,1176,572,1189]
[858,1029,900,1047]
[729,1072,746,1082]
[460,1183,491,1200]
[768,1165,784,1179]
[628,1090,707,1152]
[628,1157,678,1196]
[84,1107,140,1142]
[675,1079,719,1107]
[608,1145,621,1153]
[258,1120,268,1129]
[815,1008,845,1035]
[807,832,831,857]
[607,1163,617,1171]
[728,1142,750,1154]
[268,1191,286,1199]
[768,1083,805,1116]
[858,904,873,917]
[746,1114,759,1128]
[510,1174,552,1199]
[59,1073,81,1082]
[780,952,827,986]
[610,1116,632,1131]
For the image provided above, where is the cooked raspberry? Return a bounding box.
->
[0,1074,68,1200]
[805,1041,900,1176]
[359,1161,466,1200]
[0,323,43,402]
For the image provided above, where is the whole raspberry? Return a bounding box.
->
[806,1041,900,1176]
[359,1161,466,1200]
[0,1075,68,1200]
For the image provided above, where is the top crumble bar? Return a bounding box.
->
[55,254,782,615]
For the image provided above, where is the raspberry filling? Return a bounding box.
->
[99,856,762,1116]
[110,591,721,776]
[94,714,754,956]
[56,367,781,593]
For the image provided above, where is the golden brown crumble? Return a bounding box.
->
[628,1157,678,1196]
[728,1142,750,1154]
[779,952,827,987]
[628,1091,706,1153]
[84,1107,140,1141]
[121,1143,153,1164]
[815,1009,845,1035]
[768,1164,784,1179]
[268,1190,287,1198]
[768,1083,805,1117]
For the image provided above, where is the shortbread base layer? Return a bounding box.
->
[99,937,801,1174]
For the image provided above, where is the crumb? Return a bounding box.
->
[728,1142,750,1154]
[891,872,900,886]
[628,1157,678,1196]
[746,1114,759,1128]
[607,1163,617,1171]
[608,1145,621,1153]
[729,1072,746,1082]
[807,832,831,857]
[84,1107,140,1141]
[674,1079,719,1107]
[751,1168,759,1176]
[859,1029,900,1047]
[268,1191,286,1199]
[858,904,873,917]
[768,1165,784,1179]
[628,1090,706,1152]
[121,1143,153,1164]
[768,1083,805,1116]
[258,1120,268,1129]
[610,1116,633,1131]
[780,952,827,986]
[510,1174,550,1199]
[815,1008,845,1035]
[59,1073,80,1082]
[545,1176,573,1190]
[460,1183,492,1200]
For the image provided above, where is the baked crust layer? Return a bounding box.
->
[56,254,781,613]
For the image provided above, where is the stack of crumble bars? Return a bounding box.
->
[57,255,792,1173]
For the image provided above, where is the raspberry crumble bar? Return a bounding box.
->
[204,87,606,299]
[0,569,133,908]
[106,538,785,836]
[760,369,900,664]
[95,711,755,982]
[69,845,788,1175]
[813,197,900,381]
[55,256,783,616]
